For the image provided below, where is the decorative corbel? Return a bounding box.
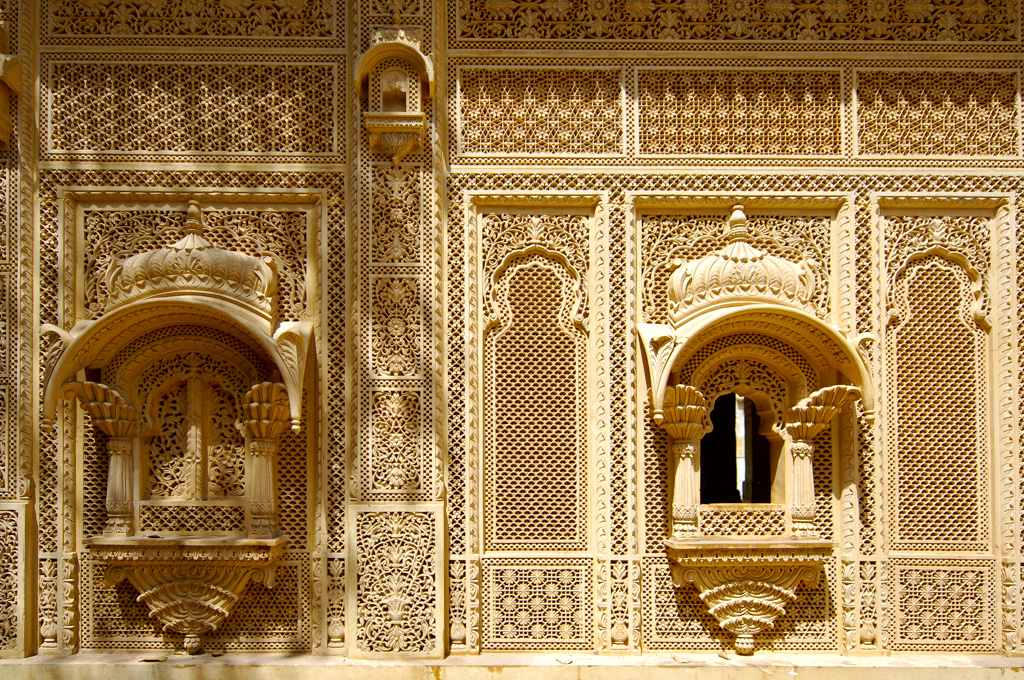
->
[239,382,291,538]
[62,382,139,536]
[784,384,862,538]
[636,322,679,423]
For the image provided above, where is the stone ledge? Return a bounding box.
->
[2,654,1024,680]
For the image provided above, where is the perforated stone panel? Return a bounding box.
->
[484,252,589,552]
[481,559,593,650]
[45,59,338,160]
[856,70,1020,157]
[890,558,997,652]
[458,67,625,157]
[637,69,842,156]
[887,257,989,551]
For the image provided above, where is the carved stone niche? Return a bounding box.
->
[41,199,315,654]
[637,203,874,655]
[355,29,435,163]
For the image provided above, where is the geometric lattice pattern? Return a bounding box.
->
[485,253,588,551]
[888,258,989,551]
[458,68,624,157]
[891,559,997,652]
[638,69,842,156]
[482,559,592,650]
[47,62,336,157]
[856,70,1019,157]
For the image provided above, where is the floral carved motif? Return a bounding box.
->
[46,0,335,38]
[371,277,422,377]
[371,164,421,264]
[456,0,1017,43]
[370,391,422,492]
[884,212,991,328]
[355,512,437,653]
[0,511,17,650]
[857,71,1018,157]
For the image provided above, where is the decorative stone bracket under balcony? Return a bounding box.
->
[665,537,832,655]
[84,536,288,654]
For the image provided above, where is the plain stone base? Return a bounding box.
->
[2,653,1024,680]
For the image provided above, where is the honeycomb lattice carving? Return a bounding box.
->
[638,69,842,156]
[454,0,1018,44]
[46,0,335,39]
[83,208,309,322]
[136,504,245,535]
[47,62,336,158]
[485,252,588,551]
[887,257,988,551]
[458,68,624,157]
[699,508,786,536]
[890,559,997,651]
[856,70,1019,157]
[370,277,422,378]
[482,559,593,650]
[355,512,437,653]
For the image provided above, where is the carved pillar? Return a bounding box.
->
[240,382,290,538]
[784,385,862,539]
[659,386,710,539]
[63,382,139,536]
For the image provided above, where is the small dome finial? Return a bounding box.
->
[184,200,204,236]
[725,204,749,241]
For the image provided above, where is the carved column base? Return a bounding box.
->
[665,538,831,655]
[85,536,287,654]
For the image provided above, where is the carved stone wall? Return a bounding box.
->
[2,0,1022,662]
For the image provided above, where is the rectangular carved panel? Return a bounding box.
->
[454,0,1018,46]
[45,0,336,41]
[46,60,338,159]
[856,70,1020,157]
[457,68,625,157]
[481,558,592,650]
[890,558,997,651]
[352,510,440,656]
[637,69,842,156]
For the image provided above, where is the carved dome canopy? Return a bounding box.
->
[104,200,279,322]
[667,205,816,327]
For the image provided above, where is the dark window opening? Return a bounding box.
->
[700,393,772,504]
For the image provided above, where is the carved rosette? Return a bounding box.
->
[86,536,287,654]
[666,539,831,655]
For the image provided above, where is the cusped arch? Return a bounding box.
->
[640,302,873,420]
[42,297,313,429]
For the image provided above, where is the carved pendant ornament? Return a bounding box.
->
[638,204,872,655]
[40,199,314,654]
